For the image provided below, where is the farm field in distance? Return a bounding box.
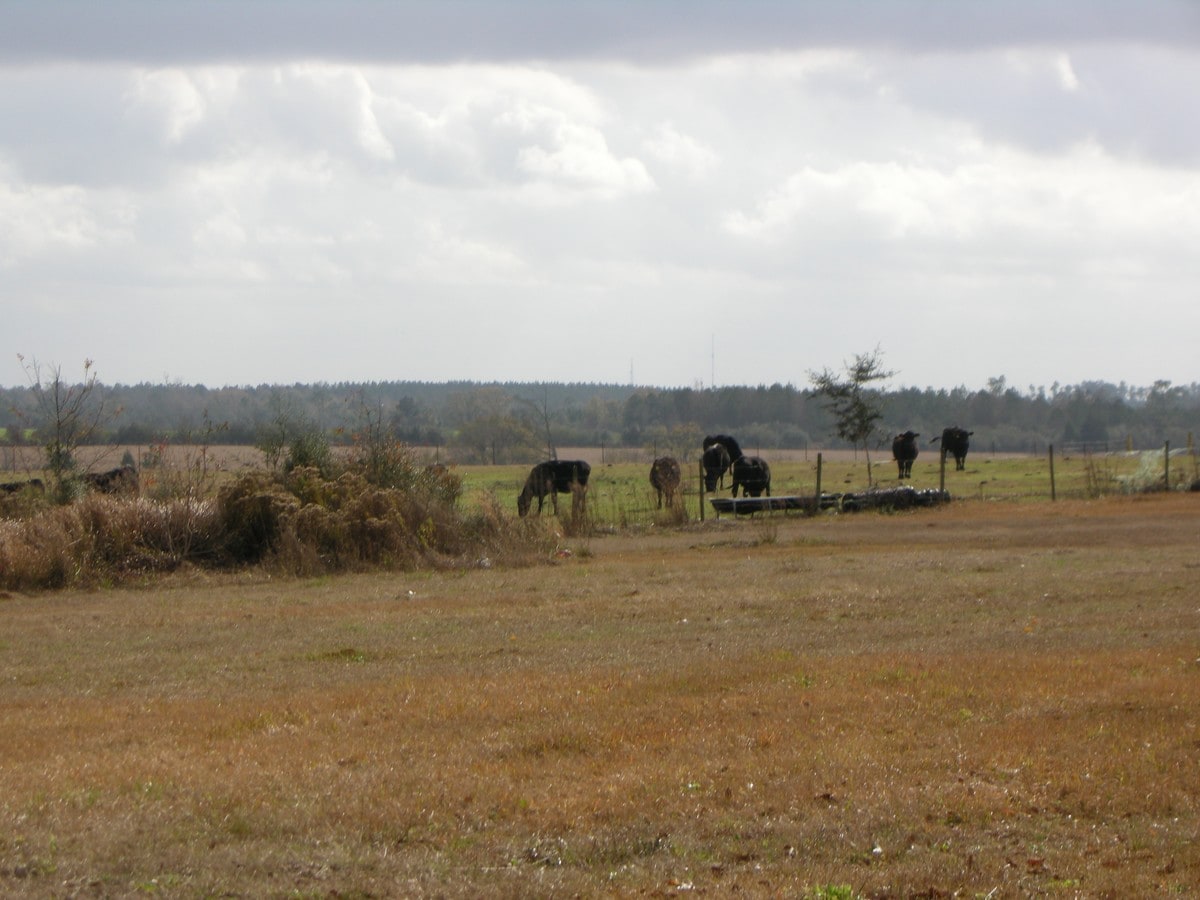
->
[2,484,1199,896]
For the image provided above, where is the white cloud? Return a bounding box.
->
[1055,53,1080,92]
[516,120,654,194]
[643,122,718,177]
[126,69,208,143]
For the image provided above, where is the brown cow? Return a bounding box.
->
[649,456,681,509]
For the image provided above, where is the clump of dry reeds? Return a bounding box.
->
[0,454,563,590]
[0,494,222,590]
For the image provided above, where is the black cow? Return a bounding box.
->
[517,460,591,517]
[649,456,682,509]
[702,440,732,492]
[84,464,140,494]
[892,431,919,479]
[703,434,745,492]
[0,478,44,494]
[704,434,744,463]
[704,433,770,497]
[731,455,771,498]
[931,427,973,471]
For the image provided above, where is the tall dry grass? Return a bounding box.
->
[0,462,562,591]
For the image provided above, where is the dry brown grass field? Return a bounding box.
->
[2,488,1199,898]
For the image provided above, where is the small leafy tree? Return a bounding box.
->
[256,391,334,477]
[809,347,895,486]
[344,390,419,489]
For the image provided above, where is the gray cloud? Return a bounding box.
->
[4,0,1199,65]
[2,2,1199,391]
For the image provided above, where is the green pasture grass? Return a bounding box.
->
[455,450,1188,531]
[2,494,1198,896]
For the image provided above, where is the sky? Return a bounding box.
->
[3,0,1199,393]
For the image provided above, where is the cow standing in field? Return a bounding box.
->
[517,460,591,517]
[702,441,732,492]
[703,434,771,498]
[84,465,140,495]
[892,431,919,479]
[649,456,682,509]
[731,455,771,498]
[931,427,973,471]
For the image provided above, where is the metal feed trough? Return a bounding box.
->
[710,486,950,516]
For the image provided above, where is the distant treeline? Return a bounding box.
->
[2,378,1198,461]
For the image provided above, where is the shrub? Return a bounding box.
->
[0,454,540,590]
[285,429,335,477]
[216,464,513,575]
[216,472,300,565]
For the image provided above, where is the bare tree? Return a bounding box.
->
[515,386,558,460]
[17,356,121,501]
[808,346,896,487]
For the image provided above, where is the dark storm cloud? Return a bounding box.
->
[3,0,1198,65]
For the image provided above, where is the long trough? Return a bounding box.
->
[709,486,951,516]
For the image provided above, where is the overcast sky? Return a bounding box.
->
[3,1,1198,392]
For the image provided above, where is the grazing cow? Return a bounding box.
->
[892,431,920,479]
[84,464,140,495]
[649,456,682,509]
[0,478,44,494]
[930,427,974,471]
[702,434,743,492]
[704,434,742,460]
[517,460,591,517]
[701,442,731,492]
[704,433,770,497]
[731,455,771,498]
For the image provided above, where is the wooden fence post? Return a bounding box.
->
[939,446,946,494]
[1165,441,1170,490]
[814,452,823,516]
[699,459,706,521]
[1049,444,1056,501]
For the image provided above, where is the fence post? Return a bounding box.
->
[1165,440,1170,491]
[699,459,706,521]
[1049,443,1056,501]
[814,452,823,516]
[939,446,946,494]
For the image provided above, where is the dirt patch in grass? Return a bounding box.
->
[2,494,1198,896]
